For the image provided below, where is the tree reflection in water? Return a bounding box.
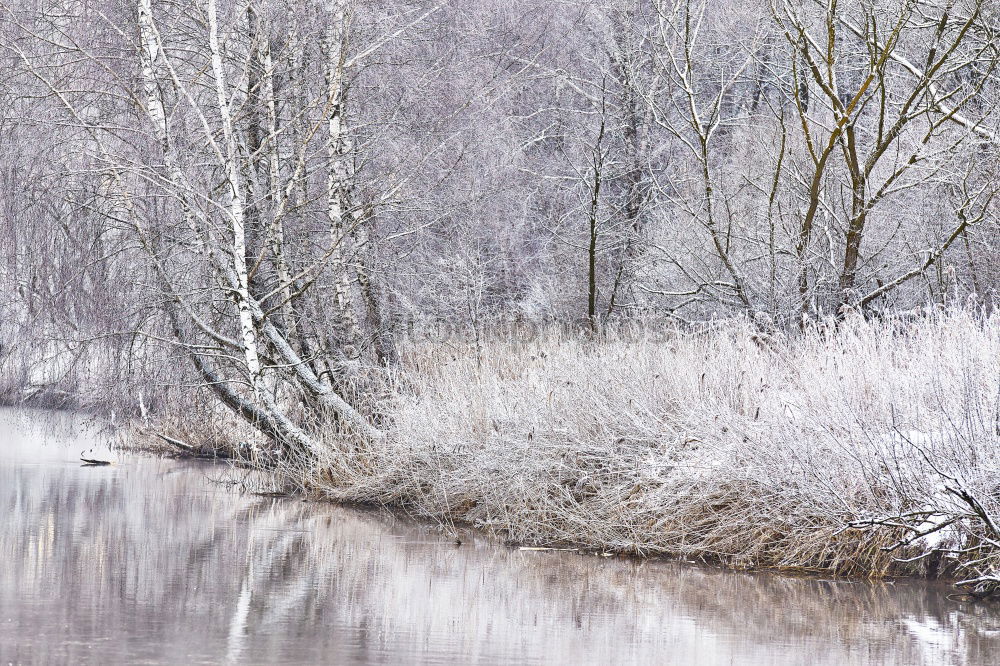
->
[2,408,999,665]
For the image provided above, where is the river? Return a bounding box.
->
[2,407,999,665]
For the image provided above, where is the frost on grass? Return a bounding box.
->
[304,310,1000,589]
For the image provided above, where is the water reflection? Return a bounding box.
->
[2,408,999,665]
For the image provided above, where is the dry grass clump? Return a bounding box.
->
[308,309,1000,583]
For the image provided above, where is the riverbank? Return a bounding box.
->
[308,310,1000,591]
[139,309,1000,593]
[7,406,994,665]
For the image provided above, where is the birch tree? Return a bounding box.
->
[0,0,463,451]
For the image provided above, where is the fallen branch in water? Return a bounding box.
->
[80,450,111,466]
[153,431,233,459]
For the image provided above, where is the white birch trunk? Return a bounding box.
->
[323,1,361,349]
[260,18,296,335]
[206,0,264,394]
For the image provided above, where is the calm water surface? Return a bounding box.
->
[2,408,1000,665]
